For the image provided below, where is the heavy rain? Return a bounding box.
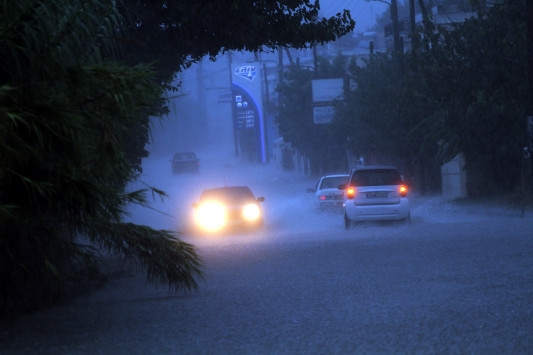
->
[1,0,533,353]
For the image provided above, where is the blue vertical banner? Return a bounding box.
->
[231,65,266,163]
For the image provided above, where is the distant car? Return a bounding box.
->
[171,152,199,173]
[192,186,265,233]
[339,166,410,229]
[307,174,349,212]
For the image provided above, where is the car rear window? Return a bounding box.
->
[320,176,348,189]
[349,169,403,186]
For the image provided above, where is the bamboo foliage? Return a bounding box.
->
[0,0,203,314]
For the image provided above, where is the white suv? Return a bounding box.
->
[339,166,410,229]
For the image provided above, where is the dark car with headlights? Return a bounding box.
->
[171,152,199,173]
[192,186,265,233]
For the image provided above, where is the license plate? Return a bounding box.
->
[366,191,388,198]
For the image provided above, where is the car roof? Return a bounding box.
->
[321,174,349,178]
[202,186,251,193]
[352,165,398,171]
[199,186,256,202]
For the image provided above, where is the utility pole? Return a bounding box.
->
[526,1,533,123]
[409,0,417,55]
[262,62,270,163]
[278,48,284,82]
[389,0,403,83]
[228,52,239,157]
[400,36,404,76]
[390,0,401,53]
[418,0,429,25]
[313,44,318,77]
[285,48,294,66]
[197,59,207,130]
[522,0,533,215]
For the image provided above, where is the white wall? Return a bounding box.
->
[441,153,467,199]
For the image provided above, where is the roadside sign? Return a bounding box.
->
[312,78,344,103]
[313,106,335,124]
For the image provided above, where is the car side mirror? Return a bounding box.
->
[257,197,265,202]
[338,184,346,190]
[306,188,315,193]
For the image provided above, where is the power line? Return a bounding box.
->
[352,1,372,26]
[319,0,344,16]
[320,0,377,31]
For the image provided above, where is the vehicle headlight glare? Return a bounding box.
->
[242,203,261,221]
[195,201,227,231]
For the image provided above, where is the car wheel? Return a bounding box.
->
[344,212,351,230]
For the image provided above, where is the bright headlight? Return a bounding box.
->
[195,201,227,231]
[242,203,261,221]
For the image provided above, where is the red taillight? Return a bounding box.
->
[319,195,326,200]
[399,185,407,197]
[346,187,355,199]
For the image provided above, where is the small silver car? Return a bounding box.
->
[339,166,410,229]
[307,174,349,212]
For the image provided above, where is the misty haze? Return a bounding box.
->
[1,0,532,353]
[5,61,533,352]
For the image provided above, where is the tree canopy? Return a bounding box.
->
[118,0,355,80]
[276,1,527,196]
[0,0,355,315]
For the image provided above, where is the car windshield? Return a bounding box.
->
[200,187,255,204]
[320,176,348,189]
[350,169,403,186]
